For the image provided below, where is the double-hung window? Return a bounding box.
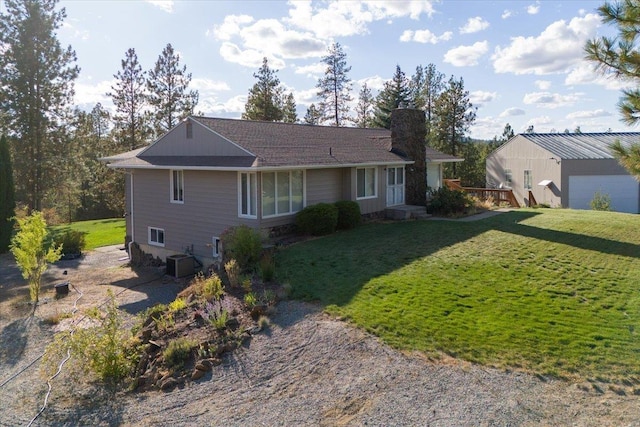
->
[262,170,304,217]
[239,172,257,218]
[148,227,165,247]
[504,169,512,188]
[171,170,184,203]
[357,167,377,199]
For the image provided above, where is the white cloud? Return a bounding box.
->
[294,62,326,77]
[74,79,114,109]
[566,109,612,119]
[145,0,174,13]
[444,41,488,67]
[284,1,435,39]
[62,21,90,41]
[565,62,632,91]
[524,115,552,132]
[523,91,581,108]
[211,15,254,41]
[535,80,551,90]
[199,94,246,118]
[294,87,320,106]
[499,107,526,117]
[501,9,513,19]
[527,2,540,15]
[400,29,452,44]
[357,75,387,91]
[219,42,283,68]
[492,13,601,75]
[191,78,231,92]
[460,16,490,34]
[470,90,497,105]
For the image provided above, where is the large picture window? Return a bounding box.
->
[171,170,184,203]
[239,172,257,218]
[357,167,377,199]
[262,170,304,217]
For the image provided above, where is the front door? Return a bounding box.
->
[386,167,404,206]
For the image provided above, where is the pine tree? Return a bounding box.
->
[0,134,16,252]
[432,76,476,176]
[147,43,199,137]
[373,65,411,129]
[316,42,353,126]
[303,104,323,125]
[242,57,284,122]
[282,92,298,123]
[109,48,149,150]
[354,83,375,128]
[585,2,640,178]
[419,64,445,138]
[0,0,79,211]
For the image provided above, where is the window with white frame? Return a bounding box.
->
[504,169,512,188]
[239,172,257,218]
[212,236,221,258]
[148,227,165,247]
[171,170,184,203]
[357,167,377,199]
[262,170,304,217]
[524,170,533,190]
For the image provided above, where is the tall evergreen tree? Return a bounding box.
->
[0,134,16,252]
[501,123,515,141]
[0,0,79,211]
[373,65,411,129]
[109,48,149,150]
[585,1,640,178]
[432,76,476,176]
[354,83,375,128]
[242,57,284,122]
[282,92,298,123]
[419,64,445,138]
[316,42,352,126]
[303,104,323,125]
[147,43,199,137]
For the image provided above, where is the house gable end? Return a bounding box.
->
[141,118,254,158]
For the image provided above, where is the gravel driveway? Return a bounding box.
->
[1,246,639,426]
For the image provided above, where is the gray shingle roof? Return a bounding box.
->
[522,132,640,160]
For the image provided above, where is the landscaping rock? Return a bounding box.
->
[225,317,240,330]
[160,377,178,391]
[195,362,211,372]
[191,369,205,381]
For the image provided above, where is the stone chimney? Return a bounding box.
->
[390,108,426,206]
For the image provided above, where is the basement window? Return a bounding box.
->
[148,227,165,247]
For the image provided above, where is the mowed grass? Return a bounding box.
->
[276,209,640,383]
[51,218,125,250]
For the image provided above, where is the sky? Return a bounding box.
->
[48,0,636,140]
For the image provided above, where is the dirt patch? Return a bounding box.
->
[1,247,640,426]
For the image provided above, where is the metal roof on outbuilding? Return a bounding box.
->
[521,132,640,160]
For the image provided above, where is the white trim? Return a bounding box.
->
[238,172,258,219]
[212,236,221,258]
[261,169,306,218]
[170,169,184,204]
[148,226,165,247]
[356,166,378,200]
[108,160,414,171]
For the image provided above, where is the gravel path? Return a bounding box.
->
[1,247,640,426]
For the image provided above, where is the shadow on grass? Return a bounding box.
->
[277,210,639,309]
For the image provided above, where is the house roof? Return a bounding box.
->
[519,132,640,160]
[106,116,462,170]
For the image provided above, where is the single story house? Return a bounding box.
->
[104,110,460,267]
[486,132,640,213]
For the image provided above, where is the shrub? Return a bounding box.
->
[259,252,275,282]
[427,187,473,216]
[163,337,197,368]
[591,191,612,211]
[221,225,263,271]
[334,200,361,230]
[53,230,86,256]
[168,297,187,312]
[179,272,224,302]
[244,292,257,308]
[224,259,240,288]
[210,309,229,330]
[296,203,339,235]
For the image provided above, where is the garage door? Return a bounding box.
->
[569,175,639,213]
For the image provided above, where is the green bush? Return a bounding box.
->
[334,200,361,230]
[590,191,612,211]
[296,203,339,235]
[163,337,197,368]
[428,187,473,216]
[221,225,263,271]
[53,229,86,256]
[260,252,275,282]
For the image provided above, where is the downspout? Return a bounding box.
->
[128,170,135,259]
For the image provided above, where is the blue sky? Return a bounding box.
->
[54,0,633,140]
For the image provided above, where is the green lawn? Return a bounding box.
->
[276,209,640,383]
[51,218,125,251]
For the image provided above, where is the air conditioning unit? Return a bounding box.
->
[166,254,194,278]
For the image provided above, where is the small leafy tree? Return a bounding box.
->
[10,211,62,306]
[591,191,612,211]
